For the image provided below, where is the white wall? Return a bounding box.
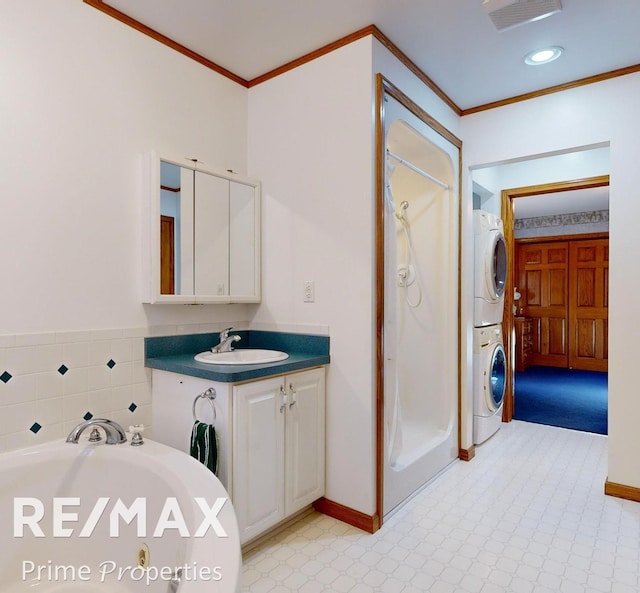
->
[461,73,640,489]
[249,36,464,517]
[0,0,251,335]
[248,38,377,515]
[0,0,251,451]
[472,145,610,215]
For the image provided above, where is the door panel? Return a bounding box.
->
[525,270,542,306]
[518,242,568,367]
[233,377,285,543]
[548,317,567,355]
[549,269,567,305]
[569,240,608,371]
[516,237,609,372]
[548,247,567,264]
[285,369,325,515]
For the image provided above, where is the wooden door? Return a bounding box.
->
[569,240,609,371]
[160,215,175,295]
[517,242,568,367]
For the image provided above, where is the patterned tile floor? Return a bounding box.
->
[241,420,640,593]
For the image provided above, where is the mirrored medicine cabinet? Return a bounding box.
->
[142,151,261,304]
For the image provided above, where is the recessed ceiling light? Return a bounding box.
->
[524,46,563,65]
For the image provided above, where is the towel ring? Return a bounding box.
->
[193,387,217,423]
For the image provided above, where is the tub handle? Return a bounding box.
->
[193,388,217,423]
[168,567,182,593]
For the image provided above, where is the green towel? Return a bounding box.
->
[190,421,218,475]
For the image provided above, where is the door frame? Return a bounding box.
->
[500,175,609,421]
[375,74,462,528]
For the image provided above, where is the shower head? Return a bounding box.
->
[395,201,410,222]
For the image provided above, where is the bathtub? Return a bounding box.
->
[0,434,241,592]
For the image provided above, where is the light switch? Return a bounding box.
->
[303,280,315,303]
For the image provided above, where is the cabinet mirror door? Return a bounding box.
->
[144,152,260,304]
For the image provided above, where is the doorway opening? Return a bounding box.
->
[501,175,609,433]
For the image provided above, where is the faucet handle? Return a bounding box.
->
[129,424,145,447]
[219,326,233,340]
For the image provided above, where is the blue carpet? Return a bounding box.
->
[514,365,608,435]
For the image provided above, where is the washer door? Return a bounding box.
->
[484,231,507,301]
[486,343,506,411]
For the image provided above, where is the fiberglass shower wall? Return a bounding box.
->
[383,93,460,516]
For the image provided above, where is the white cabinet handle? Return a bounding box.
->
[289,383,297,408]
[280,384,287,413]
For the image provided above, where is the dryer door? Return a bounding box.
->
[484,231,507,301]
[486,343,506,411]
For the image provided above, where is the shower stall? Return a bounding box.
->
[378,79,461,516]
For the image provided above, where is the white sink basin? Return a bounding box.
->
[194,349,289,365]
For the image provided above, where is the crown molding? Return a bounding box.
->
[84,1,640,116]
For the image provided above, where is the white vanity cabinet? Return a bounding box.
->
[150,366,325,544]
[151,370,234,493]
[233,368,325,543]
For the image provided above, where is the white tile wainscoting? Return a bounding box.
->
[0,327,150,452]
[0,321,249,453]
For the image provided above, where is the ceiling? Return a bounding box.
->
[103,0,619,218]
[514,186,609,219]
[105,0,640,111]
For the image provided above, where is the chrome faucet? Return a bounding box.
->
[66,418,127,445]
[211,327,241,353]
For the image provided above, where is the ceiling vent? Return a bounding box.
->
[482,0,562,31]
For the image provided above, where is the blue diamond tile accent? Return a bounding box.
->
[58,364,69,375]
[30,422,42,434]
[128,402,137,412]
[107,359,116,369]
[83,411,93,421]
[1,371,12,383]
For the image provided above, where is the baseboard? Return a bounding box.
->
[604,479,640,502]
[459,446,475,462]
[241,506,316,556]
[313,497,379,533]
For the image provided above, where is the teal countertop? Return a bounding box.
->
[145,330,330,383]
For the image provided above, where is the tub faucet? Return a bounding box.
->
[66,418,127,445]
[211,327,241,353]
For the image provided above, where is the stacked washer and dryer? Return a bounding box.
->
[473,210,508,444]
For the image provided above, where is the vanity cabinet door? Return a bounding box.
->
[232,368,326,544]
[233,377,286,543]
[285,368,325,516]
